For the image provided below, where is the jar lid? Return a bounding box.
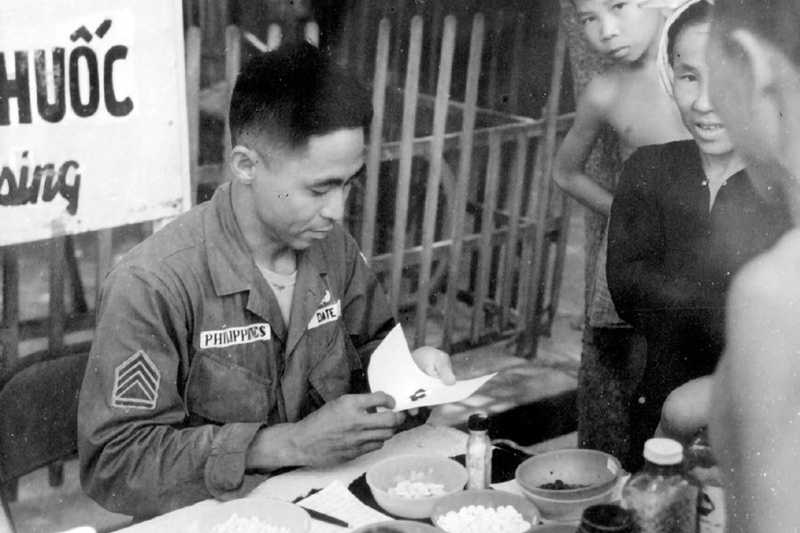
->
[467,412,489,431]
[644,438,683,465]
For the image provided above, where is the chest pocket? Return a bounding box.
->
[185,350,272,423]
[305,322,363,410]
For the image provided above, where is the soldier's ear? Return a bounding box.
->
[230,145,258,185]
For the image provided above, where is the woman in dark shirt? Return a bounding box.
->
[605,0,792,468]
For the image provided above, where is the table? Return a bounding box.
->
[118,424,468,533]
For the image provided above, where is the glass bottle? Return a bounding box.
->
[579,503,634,533]
[622,438,698,533]
[685,427,726,532]
[466,411,492,490]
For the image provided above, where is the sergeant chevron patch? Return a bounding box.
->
[111,350,160,410]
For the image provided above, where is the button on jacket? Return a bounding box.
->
[78,183,395,517]
[607,140,792,464]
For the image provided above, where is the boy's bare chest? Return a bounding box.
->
[606,83,688,155]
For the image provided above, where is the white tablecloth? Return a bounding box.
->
[118,424,468,533]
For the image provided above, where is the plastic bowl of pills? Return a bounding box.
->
[430,489,540,533]
[192,497,310,533]
[365,454,468,519]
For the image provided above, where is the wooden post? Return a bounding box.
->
[442,13,484,351]
[356,0,372,79]
[515,141,543,358]
[0,247,19,373]
[426,1,444,95]
[469,132,503,343]
[198,0,230,84]
[223,25,241,176]
[182,0,196,28]
[48,238,66,355]
[96,229,113,307]
[486,10,505,110]
[519,24,568,358]
[361,18,391,258]
[337,0,355,68]
[507,13,526,114]
[47,236,66,488]
[389,15,423,315]
[64,237,88,314]
[499,133,529,329]
[388,0,408,89]
[414,15,457,347]
[185,26,201,205]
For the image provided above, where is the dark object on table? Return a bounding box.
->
[578,503,632,533]
[298,505,349,528]
[486,390,578,446]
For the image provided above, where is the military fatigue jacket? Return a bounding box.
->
[78,183,394,517]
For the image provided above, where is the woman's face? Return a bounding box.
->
[671,22,735,157]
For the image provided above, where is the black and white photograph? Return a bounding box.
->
[1,0,797,531]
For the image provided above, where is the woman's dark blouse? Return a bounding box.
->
[607,140,792,458]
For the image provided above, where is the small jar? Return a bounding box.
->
[465,411,492,489]
[578,504,633,533]
[622,438,698,533]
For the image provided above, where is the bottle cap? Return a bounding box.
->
[467,412,489,431]
[643,438,683,465]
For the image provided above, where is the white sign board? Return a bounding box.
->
[0,0,191,246]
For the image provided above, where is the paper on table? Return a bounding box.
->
[297,480,391,533]
[490,479,524,497]
[368,324,497,412]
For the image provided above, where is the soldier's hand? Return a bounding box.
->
[291,392,405,466]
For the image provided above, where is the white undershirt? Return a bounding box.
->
[705,174,731,210]
[258,267,297,325]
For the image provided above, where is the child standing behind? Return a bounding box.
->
[554,0,690,469]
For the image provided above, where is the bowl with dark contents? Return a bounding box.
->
[515,449,621,501]
[517,482,615,523]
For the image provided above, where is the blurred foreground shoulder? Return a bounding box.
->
[724,228,800,380]
[728,228,800,314]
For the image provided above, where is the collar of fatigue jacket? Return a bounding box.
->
[203,183,332,357]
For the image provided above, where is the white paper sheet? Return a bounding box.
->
[297,480,392,533]
[367,324,497,412]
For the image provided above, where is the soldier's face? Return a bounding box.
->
[249,128,365,250]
